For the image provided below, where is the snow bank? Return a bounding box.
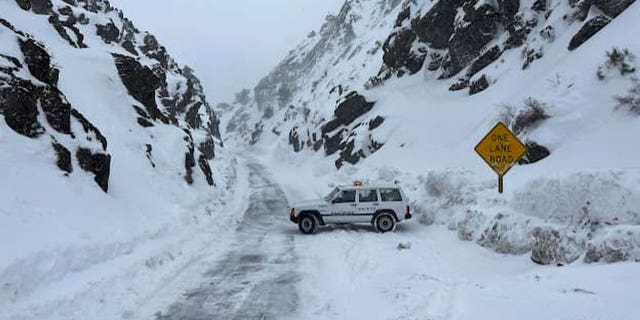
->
[512,170,640,225]
[585,226,640,263]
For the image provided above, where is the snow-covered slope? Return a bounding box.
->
[0,0,239,314]
[224,0,640,264]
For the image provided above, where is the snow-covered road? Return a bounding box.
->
[155,162,639,320]
[159,163,300,319]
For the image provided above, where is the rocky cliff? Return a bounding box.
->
[224,0,636,170]
[1,0,222,192]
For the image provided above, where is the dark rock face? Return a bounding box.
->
[323,129,345,156]
[198,155,214,186]
[19,39,58,85]
[289,127,302,152]
[593,0,636,18]
[183,132,196,185]
[522,47,544,69]
[469,75,489,95]
[198,137,216,160]
[498,0,520,17]
[568,15,612,51]
[48,13,88,48]
[449,78,469,91]
[368,116,384,130]
[334,92,376,126]
[96,21,120,44]
[15,0,31,11]
[0,79,44,138]
[468,46,502,77]
[30,0,53,15]
[52,142,72,173]
[77,148,111,192]
[39,86,71,134]
[71,109,107,150]
[381,28,424,76]
[519,141,550,165]
[414,0,463,49]
[113,54,167,124]
[443,4,499,78]
[531,0,547,12]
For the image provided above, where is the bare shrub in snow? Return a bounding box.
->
[584,226,640,263]
[499,98,550,134]
[512,98,550,134]
[597,48,636,80]
[476,213,536,255]
[615,77,640,115]
[457,209,488,241]
[530,226,585,265]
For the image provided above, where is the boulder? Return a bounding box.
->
[519,141,550,165]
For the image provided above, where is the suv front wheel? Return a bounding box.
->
[374,212,396,233]
[298,214,317,234]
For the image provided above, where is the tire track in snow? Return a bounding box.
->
[158,163,299,320]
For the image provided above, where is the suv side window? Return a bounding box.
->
[358,189,379,203]
[380,188,402,202]
[333,189,356,203]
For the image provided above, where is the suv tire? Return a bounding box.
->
[374,212,396,233]
[298,214,317,234]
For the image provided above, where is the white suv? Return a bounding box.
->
[289,183,412,234]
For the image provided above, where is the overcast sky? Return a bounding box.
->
[110,0,344,103]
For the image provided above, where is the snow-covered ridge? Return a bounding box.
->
[0,0,236,313]
[223,0,640,265]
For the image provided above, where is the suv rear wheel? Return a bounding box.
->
[298,215,317,234]
[374,213,396,233]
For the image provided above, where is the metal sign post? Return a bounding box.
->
[475,122,527,194]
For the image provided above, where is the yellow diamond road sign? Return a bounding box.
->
[475,122,527,177]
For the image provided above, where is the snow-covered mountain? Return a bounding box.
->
[223,0,640,265]
[0,0,239,312]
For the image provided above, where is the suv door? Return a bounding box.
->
[356,189,380,223]
[327,189,357,223]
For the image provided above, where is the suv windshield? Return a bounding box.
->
[325,187,340,202]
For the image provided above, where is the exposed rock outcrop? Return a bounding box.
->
[568,15,612,51]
